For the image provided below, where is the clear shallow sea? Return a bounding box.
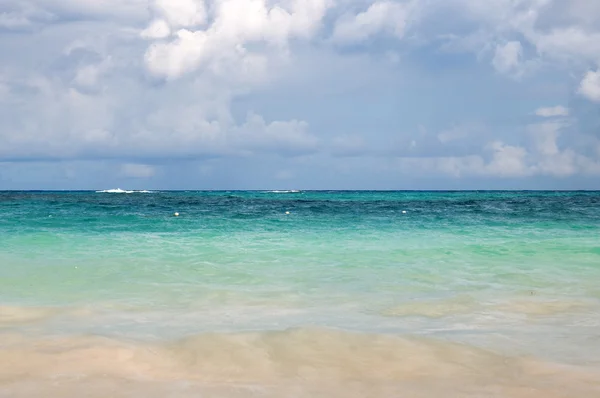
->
[1,191,600,397]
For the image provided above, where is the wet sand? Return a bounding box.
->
[1,327,599,398]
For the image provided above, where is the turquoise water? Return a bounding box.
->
[1,191,600,397]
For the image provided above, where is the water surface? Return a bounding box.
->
[1,191,599,397]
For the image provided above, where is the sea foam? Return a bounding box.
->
[96,189,154,194]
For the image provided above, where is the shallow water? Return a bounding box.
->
[1,191,600,397]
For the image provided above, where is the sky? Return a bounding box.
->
[1,0,599,190]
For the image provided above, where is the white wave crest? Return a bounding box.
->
[96,189,154,194]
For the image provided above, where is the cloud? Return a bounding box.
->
[141,19,171,39]
[390,116,600,180]
[578,70,600,102]
[143,0,331,80]
[151,0,207,29]
[0,12,34,29]
[527,121,565,156]
[492,41,523,75]
[72,57,112,90]
[395,148,600,180]
[2,0,600,189]
[484,141,531,177]
[432,156,486,178]
[535,106,569,117]
[0,0,149,29]
[0,69,317,160]
[432,0,600,79]
[331,1,410,44]
[437,126,471,144]
[232,112,318,156]
[0,0,325,163]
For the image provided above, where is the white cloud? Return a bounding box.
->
[151,0,207,29]
[433,0,600,80]
[144,29,217,80]
[535,106,569,117]
[578,70,600,102]
[425,121,600,178]
[437,126,470,143]
[533,149,578,177]
[0,0,148,26]
[2,0,600,187]
[434,156,486,178]
[332,1,410,44]
[121,163,156,178]
[143,0,331,80]
[0,1,330,163]
[484,141,531,177]
[232,112,318,155]
[576,155,600,176]
[530,28,600,65]
[73,58,112,89]
[43,0,148,22]
[394,126,600,179]
[0,71,318,160]
[397,148,600,179]
[492,41,523,75]
[0,12,33,29]
[0,2,56,29]
[527,121,563,156]
[74,65,101,88]
[392,146,532,179]
[141,19,171,39]
[524,120,600,177]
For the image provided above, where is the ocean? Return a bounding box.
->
[1,190,599,397]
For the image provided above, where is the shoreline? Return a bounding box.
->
[2,326,600,398]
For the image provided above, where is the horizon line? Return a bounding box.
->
[1,189,600,193]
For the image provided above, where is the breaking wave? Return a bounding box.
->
[96,189,155,194]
